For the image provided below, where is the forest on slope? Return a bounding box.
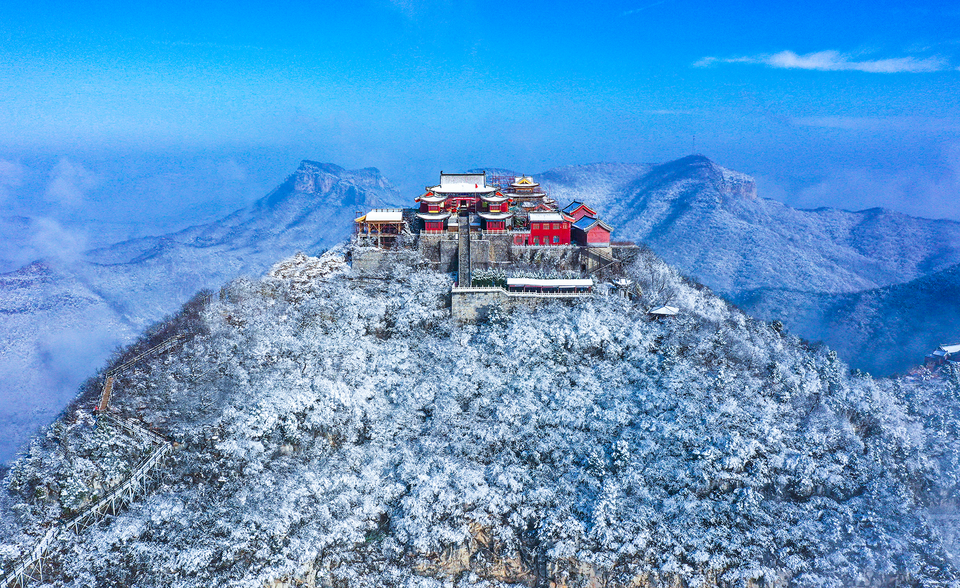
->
[2,248,959,587]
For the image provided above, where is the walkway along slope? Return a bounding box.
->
[2,336,182,588]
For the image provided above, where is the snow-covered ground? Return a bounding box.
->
[3,249,958,586]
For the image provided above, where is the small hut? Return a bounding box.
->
[354,209,407,248]
[648,305,679,319]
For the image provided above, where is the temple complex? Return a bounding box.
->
[424,172,497,212]
[353,170,632,307]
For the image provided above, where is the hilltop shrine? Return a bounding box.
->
[353,170,635,317]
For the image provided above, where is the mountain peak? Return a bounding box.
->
[297,160,346,175]
[285,161,393,201]
[630,155,756,208]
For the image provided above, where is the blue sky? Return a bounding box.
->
[1,0,958,253]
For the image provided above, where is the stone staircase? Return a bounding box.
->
[457,211,471,286]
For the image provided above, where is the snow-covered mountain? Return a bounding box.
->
[539,155,960,374]
[4,153,958,465]
[3,250,958,586]
[540,155,960,295]
[0,161,402,463]
[737,263,960,376]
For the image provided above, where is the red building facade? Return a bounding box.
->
[526,211,573,245]
[572,216,613,247]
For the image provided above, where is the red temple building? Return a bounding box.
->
[525,211,573,246]
[417,171,512,233]
[416,191,451,233]
[506,176,553,210]
[562,201,598,222]
[478,189,512,232]
[425,172,497,212]
[359,171,617,253]
[572,216,613,247]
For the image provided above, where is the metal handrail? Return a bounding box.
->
[106,335,183,377]
[2,527,55,588]
[3,372,175,586]
[451,286,592,298]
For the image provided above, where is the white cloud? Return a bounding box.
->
[645,109,694,116]
[621,0,675,16]
[695,50,949,73]
[29,217,89,265]
[793,116,960,132]
[45,158,98,210]
[788,145,960,221]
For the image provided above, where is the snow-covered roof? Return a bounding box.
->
[443,172,485,186]
[648,305,679,316]
[528,211,570,223]
[429,184,497,195]
[511,176,539,187]
[481,193,510,202]
[356,209,404,223]
[416,212,451,221]
[419,192,448,203]
[572,216,613,232]
[427,172,496,195]
[506,278,593,288]
[478,212,513,220]
[941,344,960,354]
[562,201,596,215]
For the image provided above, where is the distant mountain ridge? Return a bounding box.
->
[0,161,403,462]
[3,154,959,465]
[736,263,960,375]
[541,155,960,295]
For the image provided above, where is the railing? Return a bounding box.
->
[100,414,167,447]
[2,528,56,588]
[451,286,592,299]
[65,440,171,534]
[3,337,180,587]
[2,422,171,587]
[580,248,622,276]
[106,335,183,378]
[505,290,592,299]
[451,286,505,293]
